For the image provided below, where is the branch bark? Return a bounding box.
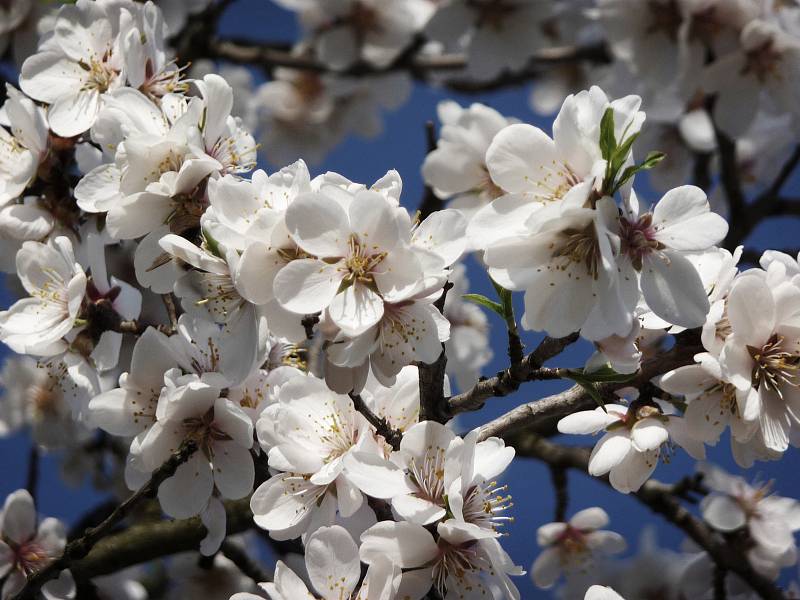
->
[475,334,702,441]
[447,333,579,417]
[350,393,403,450]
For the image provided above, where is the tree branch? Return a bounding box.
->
[512,436,785,600]
[220,539,271,585]
[446,333,579,417]
[349,393,403,451]
[475,334,702,441]
[15,440,199,599]
[418,283,453,423]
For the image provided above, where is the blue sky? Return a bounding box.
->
[1,1,800,598]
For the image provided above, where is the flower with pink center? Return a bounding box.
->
[619,186,728,328]
[0,490,66,599]
[531,507,626,589]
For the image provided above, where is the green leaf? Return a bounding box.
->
[609,131,640,178]
[572,365,637,384]
[463,294,505,319]
[490,279,514,321]
[599,107,616,162]
[563,367,637,411]
[613,151,666,193]
[202,227,223,259]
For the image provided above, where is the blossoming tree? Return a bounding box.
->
[0,0,800,598]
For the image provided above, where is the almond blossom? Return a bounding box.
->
[19,0,124,137]
[0,85,48,206]
[0,490,66,599]
[558,400,705,493]
[233,525,401,600]
[719,272,800,452]
[134,369,254,524]
[359,519,524,599]
[698,462,800,580]
[532,508,626,589]
[0,236,86,357]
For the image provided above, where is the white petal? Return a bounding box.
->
[328,283,385,337]
[306,526,360,599]
[359,521,438,568]
[587,432,632,476]
[157,453,213,519]
[273,259,342,315]
[700,494,747,532]
[212,441,254,500]
[2,490,35,545]
[531,547,561,589]
[342,452,413,499]
[285,192,349,257]
[569,507,609,531]
[631,418,669,452]
[641,251,710,328]
[199,496,226,556]
[558,409,619,435]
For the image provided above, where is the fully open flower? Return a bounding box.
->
[360,519,524,599]
[532,507,626,589]
[0,236,86,356]
[719,273,800,452]
[0,85,48,205]
[19,0,123,137]
[0,490,66,599]
[275,189,423,336]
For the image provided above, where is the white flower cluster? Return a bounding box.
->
[0,1,800,599]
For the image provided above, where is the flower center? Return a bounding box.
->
[12,540,53,576]
[27,381,60,417]
[619,213,664,270]
[342,234,386,286]
[195,272,243,321]
[747,333,800,398]
[537,161,582,202]
[743,40,784,83]
[183,407,231,458]
[79,58,117,94]
[551,221,601,279]
[555,525,590,559]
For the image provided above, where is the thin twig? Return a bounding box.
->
[161,293,179,333]
[447,333,579,416]
[549,466,568,523]
[350,393,403,451]
[14,440,199,600]
[302,313,320,340]
[220,540,271,585]
[26,444,39,507]
[418,282,453,423]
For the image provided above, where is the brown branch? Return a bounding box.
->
[14,440,199,599]
[349,393,403,451]
[475,334,702,441]
[513,436,785,600]
[206,37,609,91]
[26,444,39,507]
[549,466,568,523]
[418,282,453,423]
[446,333,579,417]
[302,313,320,340]
[69,498,253,581]
[162,293,179,333]
[220,539,271,585]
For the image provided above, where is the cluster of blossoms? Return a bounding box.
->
[0,1,799,599]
